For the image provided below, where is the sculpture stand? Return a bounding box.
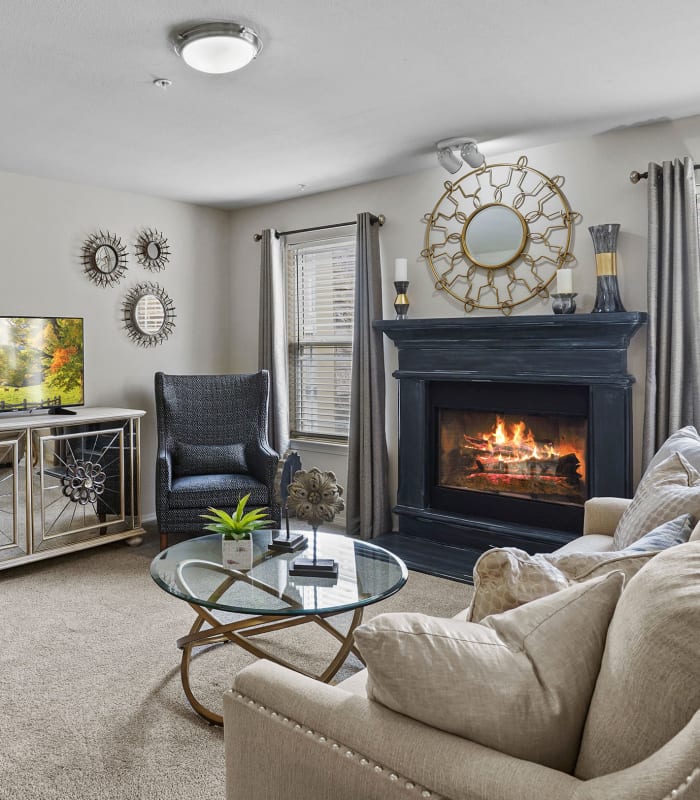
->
[289,527,338,578]
[268,509,307,553]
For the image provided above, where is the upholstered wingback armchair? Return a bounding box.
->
[154,371,279,550]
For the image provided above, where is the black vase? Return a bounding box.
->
[589,224,626,313]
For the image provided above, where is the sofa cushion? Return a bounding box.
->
[468,545,654,623]
[173,441,248,477]
[575,541,700,778]
[355,572,624,774]
[168,473,268,509]
[613,452,700,549]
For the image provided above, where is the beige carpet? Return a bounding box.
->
[0,531,472,800]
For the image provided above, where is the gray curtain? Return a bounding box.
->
[258,228,289,456]
[347,212,392,539]
[642,158,700,467]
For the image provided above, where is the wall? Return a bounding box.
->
[0,169,231,521]
[229,113,700,526]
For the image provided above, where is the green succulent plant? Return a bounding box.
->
[200,494,272,540]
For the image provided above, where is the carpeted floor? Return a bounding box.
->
[0,531,472,800]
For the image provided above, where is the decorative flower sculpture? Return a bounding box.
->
[61,460,107,505]
[286,468,344,530]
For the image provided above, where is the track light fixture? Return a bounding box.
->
[436,137,486,173]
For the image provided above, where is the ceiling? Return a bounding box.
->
[1,0,699,209]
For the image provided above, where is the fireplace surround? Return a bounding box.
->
[375,313,647,554]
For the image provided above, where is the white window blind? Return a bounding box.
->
[286,234,356,441]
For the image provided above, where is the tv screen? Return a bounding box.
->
[0,317,84,414]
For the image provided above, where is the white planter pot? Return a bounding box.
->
[222,537,253,571]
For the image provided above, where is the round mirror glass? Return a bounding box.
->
[94,245,118,274]
[134,294,165,334]
[463,204,526,268]
[146,241,161,259]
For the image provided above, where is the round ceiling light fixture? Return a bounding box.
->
[174,22,262,74]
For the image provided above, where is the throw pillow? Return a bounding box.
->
[468,544,656,623]
[467,547,571,622]
[618,513,694,553]
[646,424,700,476]
[355,572,625,774]
[576,541,700,778]
[612,451,700,549]
[173,442,248,477]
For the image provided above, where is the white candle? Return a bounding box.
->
[557,268,573,294]
[394,258,408,282]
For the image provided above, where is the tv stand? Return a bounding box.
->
[0,407,145,571]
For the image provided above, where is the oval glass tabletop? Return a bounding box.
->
[150,530,408,616]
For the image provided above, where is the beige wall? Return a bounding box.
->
[0,169,231,520]
[230,113,700,521]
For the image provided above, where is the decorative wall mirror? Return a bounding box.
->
[422,156,581,315]
[122,282,176,347]
[81,231,128,287]
[134,228,170,271]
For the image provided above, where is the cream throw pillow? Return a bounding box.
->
[355,572,625,773]
[613,451,700,549]
[468,546,652,623]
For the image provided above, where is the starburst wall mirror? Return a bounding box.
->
[422,156,581,315]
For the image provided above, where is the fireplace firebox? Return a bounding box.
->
[375,314,647,554]
[430,380,588,532]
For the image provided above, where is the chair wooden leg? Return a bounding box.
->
[160,532,168,551]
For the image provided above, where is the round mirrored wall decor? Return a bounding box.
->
[422,156,581,315]
[134,228,171,271]
[81,230,128,287]
[121,282,176,347]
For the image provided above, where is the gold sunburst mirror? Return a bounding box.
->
[134,228,171,271]
[81,231,128,287]
[422,156,581,315]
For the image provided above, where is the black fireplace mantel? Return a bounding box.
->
[375,312,647,554]
[375,313,647,383]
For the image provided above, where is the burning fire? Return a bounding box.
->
[483,417,557,463]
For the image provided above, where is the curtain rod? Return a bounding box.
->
[630,165,700,183]
[253,214,385,241]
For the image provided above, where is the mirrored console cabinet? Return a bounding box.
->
[0,407,145,570]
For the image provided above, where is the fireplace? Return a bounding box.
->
[375,314,647,554]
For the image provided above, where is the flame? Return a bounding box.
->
[462,415,585,479]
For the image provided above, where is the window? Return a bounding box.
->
[286,233,355,442]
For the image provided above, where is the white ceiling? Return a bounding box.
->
[1,0,698,209]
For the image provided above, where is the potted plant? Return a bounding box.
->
[200,494,272,571]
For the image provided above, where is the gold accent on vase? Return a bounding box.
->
[595,252,617,276]
[394,293,409,305]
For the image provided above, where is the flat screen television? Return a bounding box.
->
[0,317,84,414]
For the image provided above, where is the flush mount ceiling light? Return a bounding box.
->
[173,22,262,74]
[436,137,486,174]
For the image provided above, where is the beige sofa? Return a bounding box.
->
[223,525,700,800]
[224,427,700,798]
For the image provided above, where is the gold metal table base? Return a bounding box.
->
[168,559,367,725]
[177,603,364,725]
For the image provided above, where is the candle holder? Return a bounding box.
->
[589,224,626,313]
[394,281,409,319]
[551,293,577,315]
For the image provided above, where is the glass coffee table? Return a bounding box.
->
[150,530,408,724]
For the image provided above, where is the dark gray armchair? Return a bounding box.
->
[154,371,280,551]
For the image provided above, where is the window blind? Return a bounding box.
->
[286,235,356,441]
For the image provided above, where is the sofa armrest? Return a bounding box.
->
[571,711,700,800]
[582,497,632,536]
[225,661,579,800]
